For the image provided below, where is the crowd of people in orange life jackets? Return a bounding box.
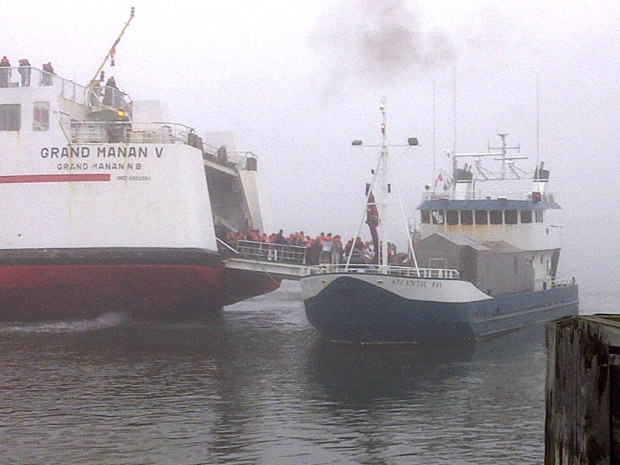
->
[222,229,384,265]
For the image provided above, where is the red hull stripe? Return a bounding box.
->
[0,174,111,183]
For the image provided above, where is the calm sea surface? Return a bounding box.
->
[1,282,617,465]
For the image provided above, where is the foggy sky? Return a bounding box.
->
[4,0,619,295]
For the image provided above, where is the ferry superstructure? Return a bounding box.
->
[300,106,578,344]
[0,62,279,321]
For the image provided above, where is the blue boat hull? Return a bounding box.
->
[303,276,578,344]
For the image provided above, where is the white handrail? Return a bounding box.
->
[217,238,239,254]
[423,190,556,202]
[306,263,460,279]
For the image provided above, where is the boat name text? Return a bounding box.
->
[391,278,442,288]
[40,146,165,159]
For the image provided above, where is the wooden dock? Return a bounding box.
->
[546,315,620,465]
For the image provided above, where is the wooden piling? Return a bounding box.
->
[546,315,620,465]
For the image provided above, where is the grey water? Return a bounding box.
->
[1,281,617,465]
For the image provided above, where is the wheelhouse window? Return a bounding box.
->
[505,210,518,225]
[421,210,430,224]
[461,210,473,225]
[490,210,503,225]
[521,210,533,224]
[0,104,21,131]
[535,211,544,223]
[446,210,459,225]
[475,210,488,225]
[33,101,50,131]
[432,210,444,225]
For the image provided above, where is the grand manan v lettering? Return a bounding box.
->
[39,146,164,172]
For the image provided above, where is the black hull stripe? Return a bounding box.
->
[0,248,222,267]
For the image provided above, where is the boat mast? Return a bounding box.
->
[347,101,419,271]
[488,133,521,180]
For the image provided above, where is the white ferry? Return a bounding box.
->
[0,49,280,320]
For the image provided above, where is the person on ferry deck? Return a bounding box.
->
[274,229,288,246]
[41,62,55,85]
[320,233,333,264]
[18,59,31,87]
[0,56,11,87]
[103,76,120,106]
[331,234,343,265]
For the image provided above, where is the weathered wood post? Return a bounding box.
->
[546,315,620,465]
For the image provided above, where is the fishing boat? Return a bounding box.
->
[300,102,578,344]
[0,9,280,321]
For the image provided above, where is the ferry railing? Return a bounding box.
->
[0,66,90,105]
[86,85,131,108]
[64,121,258,171]
[216,238,240,255]
[64,121,195,145]
[235,240,307,265]
[202,146,259,171]
[306,263,460,279]
[423,190,556,203]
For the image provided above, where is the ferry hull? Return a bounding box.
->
[0,249,280,321]
[302,275,578,344]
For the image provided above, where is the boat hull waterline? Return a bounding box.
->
[0,249,279,321]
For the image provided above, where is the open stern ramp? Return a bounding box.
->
[221,239,307,280]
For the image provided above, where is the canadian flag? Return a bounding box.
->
[109,39,120,66]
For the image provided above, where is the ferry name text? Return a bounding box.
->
[40,146,165,159]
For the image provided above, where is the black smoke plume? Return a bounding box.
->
[312,0,456,88]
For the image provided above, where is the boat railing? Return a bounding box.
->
[233,240,307,265]
[306,263,460,279]
[533,277,577,290]
[0,66,135,110]
[86,84,131,108]
[0,66,91,105]
[423,190,556,203]
[62,121,256,166]
[64,121,196,145]
[549,277,577,288]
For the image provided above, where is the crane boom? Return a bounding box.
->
[89,7,135,87]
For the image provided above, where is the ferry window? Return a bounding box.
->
[475,210,488,225]
[432,210,444,225]
[535,211,544,223]
[33,101,50,131]
[421,210,430,224]
[521,210,533,223]
[0,104,21,131]
[446,210,459,225]
[461,210,473,225]
[490,210,503,225]
[505,210,518,225]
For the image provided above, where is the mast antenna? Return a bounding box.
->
[536,74,540,169]
[432,78,437,183]
[452,66,457,153]
[89,7,135,86]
